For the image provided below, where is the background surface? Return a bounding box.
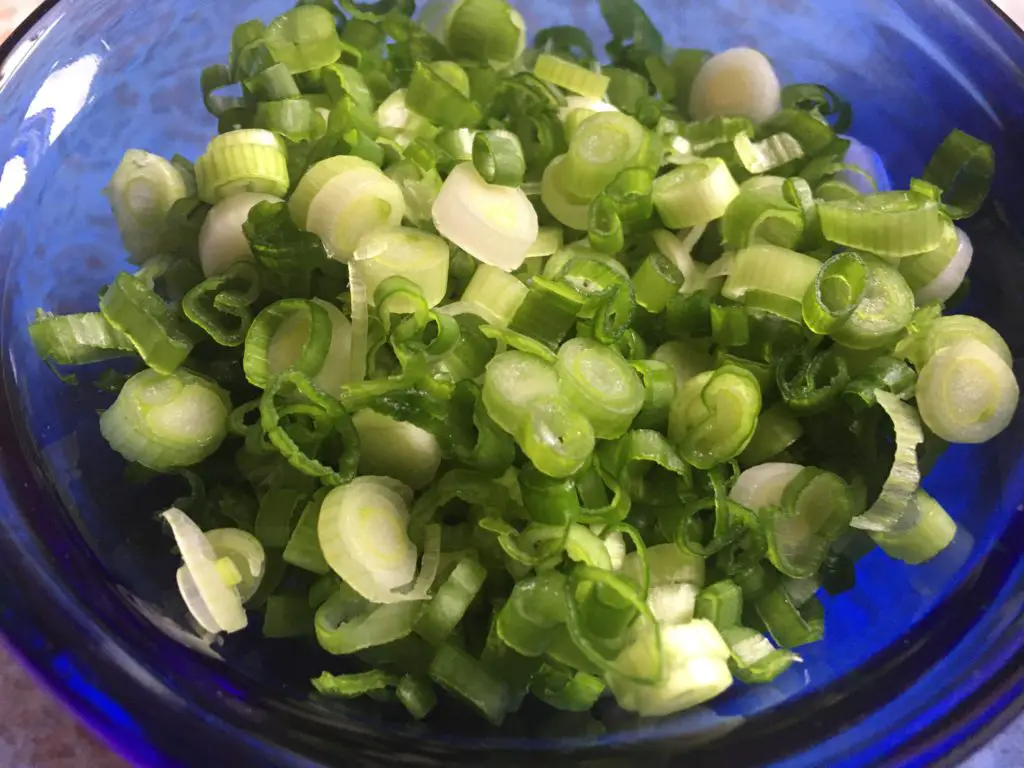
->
[0,0,1022,766]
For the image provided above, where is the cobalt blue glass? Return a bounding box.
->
[0,0,1022,765]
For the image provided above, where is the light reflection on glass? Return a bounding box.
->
[24,53,102,144]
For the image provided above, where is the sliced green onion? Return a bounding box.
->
[263,5,343,74]
[564,112,649,200]
[429,642,510,725]
[652,158,739,229]
[414,555,487,644]
[916,339,1018,444]
[100,369,230,471]
[922,129,994,219]
[554,337,645,440]
[517,396,596,479]
[721,176,803,251]
[729,462,805,511]
[906,226,973,306]
[433,163,538,272]
[352,226,450,311]
[482,350,560,434]
[295,157,406,261]
[195,130,289,204]
[106,150,188,259]
[606,619,732,717]
[777,348,849,414]
[535,53,609,99]
[29,311,135,366]
[376,89,439,148]
[540,155,592,231]
[311,670,398,698]
[668,365,762,469]
[720,626,800,683]
[804,252,915,350]
[457,263,529,327]
[315,586,419,653]
[689,48,781,123]
[870,489,957,564]
[99,273,194,375]
[695,580,743,630]
[722,244,820,309]
[397,675,437,720]
[850,390,923,532]
[198,192,283,277]
[765,468,854,578]
[407,61,482,130]
[445,0,526,67]
[652,339,713,391]
[283,493,330,575]
[739,403,802,465]
[818,191,946,258]
[472,130,526,187]
[164,508,248,634]
[319,477,442,603]
[755,587,823,648]
[352,409,442,490]
[899,314,1012,372]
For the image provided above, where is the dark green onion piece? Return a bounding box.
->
[255,487,308,548]
[509,277,583,348]
[473,130,526,187]
[781,83,851,133]
[260,370,360,485]
[396,674,437,719]
[776,348,849,414]
[632,250,683,313]
[182,263,260,347]
[497,572,568,656]
[312,669,398,698]
[243,299,332,388]
[530,664,606,712]
[263,594,314,638]
[283,490,330,574]
[602,429,691,506]
[755,586,824,648]
[843,355,916,409]
[519,464,581,526]
[588,195,624,255]
[406,62,483,130]
[534,25,595,61]
[429,642,510,726]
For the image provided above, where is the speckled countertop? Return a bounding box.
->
[0,0,1022,766]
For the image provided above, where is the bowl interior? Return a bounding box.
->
[1,0,1024,764]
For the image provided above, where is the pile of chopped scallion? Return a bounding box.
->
[29,0,1018,725]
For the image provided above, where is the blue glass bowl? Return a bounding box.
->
[1,0,1023,765]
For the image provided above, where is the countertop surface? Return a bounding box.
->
[0,0,1022,766]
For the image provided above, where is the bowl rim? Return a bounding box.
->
[0,1,1023,766]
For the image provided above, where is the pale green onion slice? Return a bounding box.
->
[563,112,648,200]
[376,89,439,148]
[897,218,958,293]
[729,462,805,512]
[870,489,957,564]
[648,583,700,625]
[205,528,266,602]
[557,96,619,127]
[916,339,1019,444]
[555,337,645,440]
[445,0,526,67]
[541,155,592,231]
[267,299,352,395]
[622,543,706,591]
[459,264,529,327]
[527,227,564,258]
[106,150,188,259]
[352,409,443,490]
[164,508,247,634]
[100,369,231,471]
[721,175,803,251]
[433,163,538,272]
[818,191,946,258]
[517,396,595,479]
[652,228,704,290]
[289,156,382,229]
[352,226,450,311]
[607,619,733,717]
[912,227,973,305]
[689,48,782,123]
[305,164,406,262]
[851,390,923,532]
[318,477,440,603]
[830,256,916,351]
[653,159,739,229]
[198,192,283,277]
[722,245,821,307]
[482,350,561,435]
[535,53,609,99]
[195,129,289,204]
[901,314,1012,371]
[652,340,714,390]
